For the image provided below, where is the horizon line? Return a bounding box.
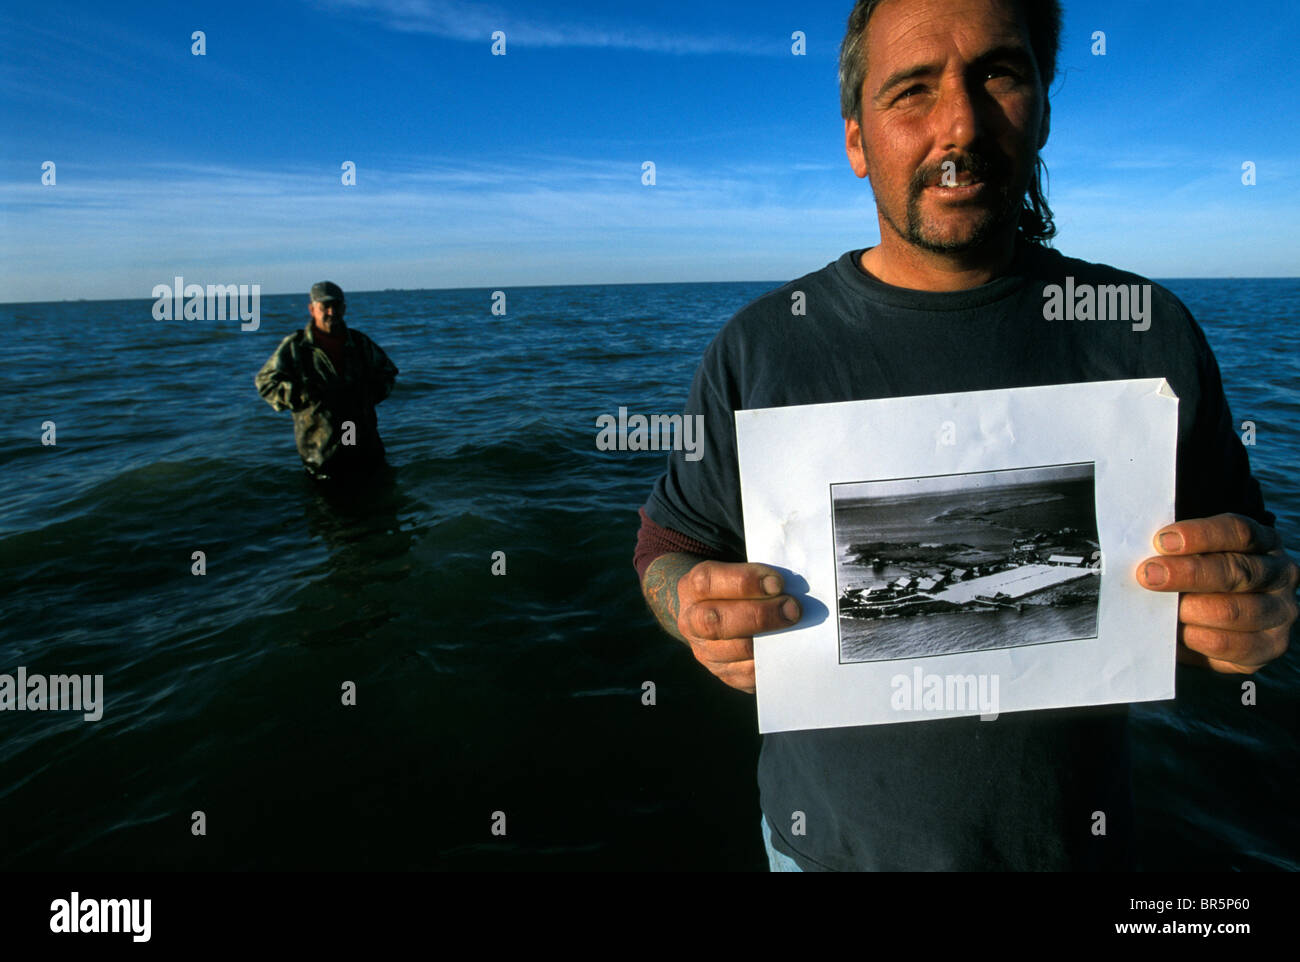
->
[4,274,1297,308]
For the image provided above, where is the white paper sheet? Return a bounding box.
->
[736,378,1179,734]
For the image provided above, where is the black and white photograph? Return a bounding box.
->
[832,463,1101,663]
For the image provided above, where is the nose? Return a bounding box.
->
[934,75,983,152]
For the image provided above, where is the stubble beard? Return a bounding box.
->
[869,149,1032,255]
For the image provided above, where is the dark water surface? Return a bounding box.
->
[1,277,1297,869]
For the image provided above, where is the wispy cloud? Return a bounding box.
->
[0,154,864,300]
[311,0,779,55]
[4,149,1296,302]
[0,11,260,105]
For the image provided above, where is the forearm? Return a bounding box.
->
[256,347,308,412]
[263,377,311,412]
[634,507,732,641]
[255,372,293,411]
[641,552,707,643]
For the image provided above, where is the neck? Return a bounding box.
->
[860,230,1019,292]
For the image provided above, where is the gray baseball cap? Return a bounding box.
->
[310,281,345,303]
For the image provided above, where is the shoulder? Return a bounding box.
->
[702,260,842,367]
[345,327,382,351]
[726,260,841,331]
[1031,244,1195,322]
[1029,243,1209,356]
[271,328,309,357]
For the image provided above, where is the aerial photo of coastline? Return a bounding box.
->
[832,463,1101,663]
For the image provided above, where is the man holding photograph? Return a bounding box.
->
[635,0,1296,870]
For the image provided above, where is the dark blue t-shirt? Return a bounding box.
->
[644,241,1275,871]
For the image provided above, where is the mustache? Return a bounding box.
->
[913,151,1006,190]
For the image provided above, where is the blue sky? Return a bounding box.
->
[2,0,1297,302]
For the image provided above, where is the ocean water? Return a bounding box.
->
[0,276,1297,870]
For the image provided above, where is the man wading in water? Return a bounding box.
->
[255,281,398,484]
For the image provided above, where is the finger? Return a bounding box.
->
[1178,589,1299,633]
[1174,644,1260,675]
[1137,550,1297,594]
[698,658,756,694]
[681,595,801,642]
[1153,514,1281,557]
[682,560,786,604]
[1177,621,1290,673]
[690,635,755,665]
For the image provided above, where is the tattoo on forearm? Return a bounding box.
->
[642,553,703,642]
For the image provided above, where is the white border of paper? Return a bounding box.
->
[736,378,1179,734]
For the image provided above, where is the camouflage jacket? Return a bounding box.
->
[255,321,398,472]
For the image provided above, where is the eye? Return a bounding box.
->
[986,66,1022,83]
[896,84,925,102]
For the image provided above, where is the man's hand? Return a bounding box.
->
[1136,513,1299,674]
[290,384,320,412]
[642,554,801,693]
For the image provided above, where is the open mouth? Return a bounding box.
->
[924,178,987,198]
